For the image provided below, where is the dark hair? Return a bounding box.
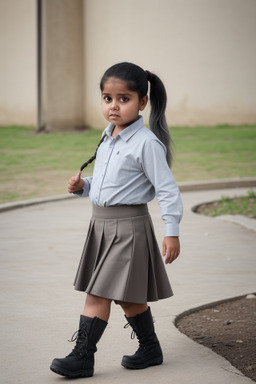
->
[80,62,172,172]
[80,134,106,171]
[100,62,172,166]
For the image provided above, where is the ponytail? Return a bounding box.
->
[147,72,172,167]
[80,134,106,172]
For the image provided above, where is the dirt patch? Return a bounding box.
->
[176,295,256,382]
[193,193,256,219]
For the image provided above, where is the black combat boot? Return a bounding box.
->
[121,307,163,369]
[50,315,107,378]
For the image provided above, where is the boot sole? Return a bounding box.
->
[50,364,93,378]
[121,356,163,370]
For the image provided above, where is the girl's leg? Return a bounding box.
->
[119,301,148,317]
[83,293,112,322]
[50,294,111,378]
[119,301,163,370]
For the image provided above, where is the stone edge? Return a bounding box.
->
[1,177,256,213]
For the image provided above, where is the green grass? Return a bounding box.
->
[0,124,255,203]
[171,124,256,181]
[0,126,102,174]
[196,190,256,218]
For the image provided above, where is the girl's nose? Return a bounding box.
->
[110,100,119,110]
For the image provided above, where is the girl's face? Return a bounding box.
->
[101,77,148,131]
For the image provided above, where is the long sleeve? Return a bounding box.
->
[141,139,183,236]
[81,176,93,197]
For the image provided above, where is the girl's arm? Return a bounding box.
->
[141,139,183,263]
[141,138,183,236]
[162,236,180,264]
[68,171,93,197]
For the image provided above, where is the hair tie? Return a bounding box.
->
[145,70,153,83]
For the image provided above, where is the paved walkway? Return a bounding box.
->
[0,187,255,384]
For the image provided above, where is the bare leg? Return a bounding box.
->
[83,293,112,322]
[119,301,148,317]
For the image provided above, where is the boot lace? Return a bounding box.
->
[68,323,89,358]
[124,317,156,351]
[124,322,147,350]
[124,322,135,339]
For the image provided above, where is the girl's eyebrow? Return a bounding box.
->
[102,92,131,96]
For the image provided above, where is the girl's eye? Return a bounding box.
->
[120,97,129,103]
[104,96,112,102]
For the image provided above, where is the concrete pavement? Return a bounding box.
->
[0,187,255,384]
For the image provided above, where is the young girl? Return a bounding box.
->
[50,62,183,378]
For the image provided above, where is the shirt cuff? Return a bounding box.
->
[73,190,83,196]
[164,223,180,237]
[81,178,90,197]
[72,179,89,197]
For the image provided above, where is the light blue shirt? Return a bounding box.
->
[80,116,183,237]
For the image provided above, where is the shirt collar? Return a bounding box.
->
[104,115,145,142]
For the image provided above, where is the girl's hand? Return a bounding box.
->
[68,171,85,193]
[162,236,180,264]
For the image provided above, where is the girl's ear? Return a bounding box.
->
[139,95,148,111]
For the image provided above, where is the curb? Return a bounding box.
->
[178,176,256,192]
[0,177,255,213]
[215,214,256,232]
[0,194,76,213]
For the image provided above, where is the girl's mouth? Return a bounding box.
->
[109,114,119,118]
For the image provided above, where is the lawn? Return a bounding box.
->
[170,124,256,181]
[0,124,255,203]
[195,190,256,218]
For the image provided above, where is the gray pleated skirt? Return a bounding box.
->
[74,204,173,304]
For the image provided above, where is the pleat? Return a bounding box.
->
[74,218,105,291]
[74,206,173,303]
[74,218,95,290]
[85,219,118,296]
[144,217,173,301]
[121,218,149,303]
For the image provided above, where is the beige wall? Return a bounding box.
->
[41,0,84,131]
[83,0,256,128]
[1,0,256,127]
[0,0,37,125]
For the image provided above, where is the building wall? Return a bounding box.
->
[83,0,256,128]
[1,0,256,128]
[40,0,84,131]
[0,0,37,125]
